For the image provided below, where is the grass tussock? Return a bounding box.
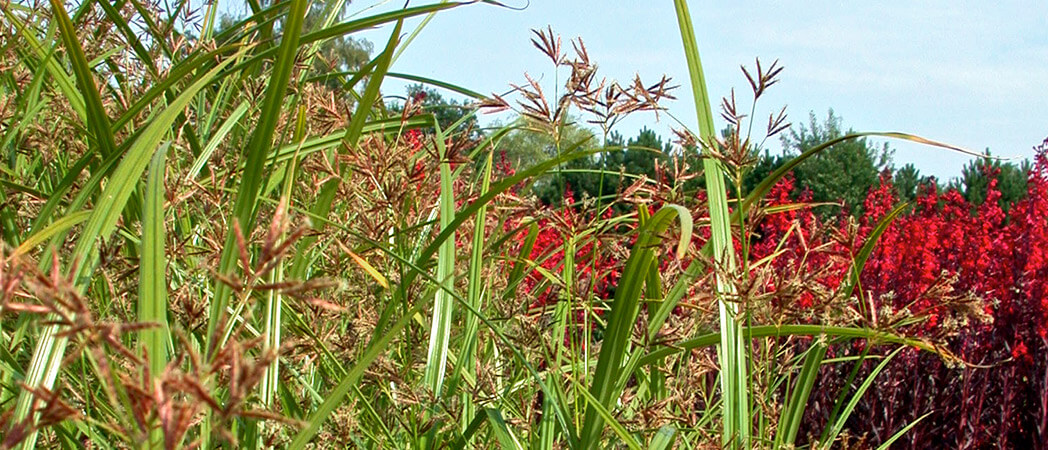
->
[0,0,1035,448]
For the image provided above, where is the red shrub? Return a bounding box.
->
[800,139,1048,448]
[508,138,1048,447]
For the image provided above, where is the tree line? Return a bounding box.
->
[216,4,1030,218]
[494,108,1031,217]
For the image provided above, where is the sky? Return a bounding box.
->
[245,0,1048,180]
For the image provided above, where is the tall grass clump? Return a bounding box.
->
[0,0,1005,448]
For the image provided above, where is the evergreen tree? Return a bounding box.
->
[304,1,371,92]
[954,150,1030,212]
[218,1,372,93]
[496,116,600,205]
[779,110,892,216]
[893,163,928,203]
[740,149,786,198]
[401,84,477,134]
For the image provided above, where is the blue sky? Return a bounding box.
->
[227,1,1048,179]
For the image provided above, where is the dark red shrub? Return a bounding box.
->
[507,137,1048,448]
[797,138,1048,448]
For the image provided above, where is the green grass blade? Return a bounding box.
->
[424,122,457,397]
[578,205,691,447]
[577,388,642,450]
[139,142,168,449]
[394,147,604,328]
[227,2,464,75]
[111,45,242,132]
[299,0,348,73]
[640,324,952,366]
[212,0,289,44]
[205,0,309,355]
[0,180,44,199]
[93,0,158,77]
[450,411,488,450]
[301,196,579,446]
[46,0,117,159]
[502,222,539,303]
[673,0,747,446]
[139,143,169,375]
[774,340,827,449]
[0,4,85,121]
[875,412,932,450]
[648,425,677,450]
[340,19,402,150]
[304,71,487,99]
[257,108,308,446]
[485,408,526,450]
[185,101,250,182]
[234,116,430,173]
[14,210,92,257]
[819,344,873,444]
[12,46,244,448]
[287,303,424,449]
[821,346,904,449]
[535,374,558,450]
[300,2,463,48]
[841,201,909,303]
[24,146,95,234]
[453,149,494,429]
[650,134,971,349]
[280,17,406,308]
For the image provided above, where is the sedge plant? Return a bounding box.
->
[0,0,993,448]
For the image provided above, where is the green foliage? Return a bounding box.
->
[777,110,892,215]
[393,84,478,134]
[218,0,373,93]
[306,7,372,74]
[501,122,674,205]
[739,147,770,189]
[497,116,603,204]
[0,0,979,447]
[673,1,747,444]
[498,117,596,172]
[606,127,671,179]
[956,150,1030,212]
[893,163,929,203]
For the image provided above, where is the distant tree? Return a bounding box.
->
[780,110,893,216]
[587,130,627,202]
[304,1,371,92]
[400,84,477,134]
[618,127,670,178]
[893,163,938,203]
[498,116,596,171]
[595,127,671,193]
[496,116,600,205]
[497,122,685,205]
[604,131,626,151]
[741,148,786,198]
[953,150,1030,212]
[218,1,372,92]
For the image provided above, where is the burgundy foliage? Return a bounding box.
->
[513,137,1048,448]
